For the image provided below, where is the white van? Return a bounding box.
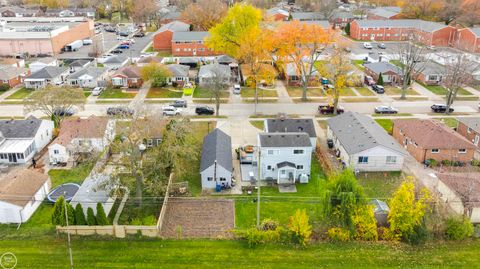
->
[233,84,241,94]
[83,39,93,45]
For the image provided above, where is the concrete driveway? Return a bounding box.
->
[216,118,260,148]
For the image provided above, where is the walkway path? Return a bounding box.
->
[411,82,443,101]
[129,83,150,108]
[274,81,293,103]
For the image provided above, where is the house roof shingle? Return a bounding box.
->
[437,173,480,206]
[27,66,67,79]
[68,66,106,80]
[457,117,480,133]
[0,65,28,80]
[166,64,189,77]
[355,19,449,33]
[53,116,108,146]
[0,169,49,207]
[291,12,325,21]
[113,66,141,78]
[393,119,475,149]
[200,129,232,172]
[0,116,43,138]
[266,118,317,138]
[158,20,190,33]
[369,6,401,18]
[327,112,407,155]
[198,63,231,78]
[172,31,209,42]
[259,132,311,148]
[364,62,402,75]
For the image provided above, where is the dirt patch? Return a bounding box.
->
[161,198,235,238]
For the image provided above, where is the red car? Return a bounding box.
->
[364,75,375,86]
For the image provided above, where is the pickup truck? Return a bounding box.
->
[318,104,344,115]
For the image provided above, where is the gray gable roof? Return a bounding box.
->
[216,55,235,64]
[369,6,401,18]
[355,19,448,33]
[0,116,43,138]
[68,66,106,79]
[417,61,446,75]
[291,12,325,21]
[198,63,231,78]
[327,112,406,155]
[172,31,209,42]
[364,62,402,75]
[27,66,68,79]
[158,20,190,32]
[471,28,480,37]
[166,64,189,77]
[104,56,127,64]
[266,118,316,138]
[70,59,91,67]
[458,117,480,133]
[259,132,311,148]
[200,129,232,172]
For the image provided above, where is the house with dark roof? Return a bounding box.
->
[68,59,91,73]
[258,132,312,184]
[0,169,51,223]
[153,20,190,51]
[392,119,475,163]
[171,31,217,57]
[456,117,480,148]
[327,112,407,171]
[111,66,143,88]
[24,66,69,89]
[367,6,402,20]
[264,118,317,148]
[0,116,54,164]
[0,6,39,17]
[67,66,108,88]
[364,62,403,85]
[198,63,232,85]
[103,56,128,71]
[200,129,232,190]
[284,62,321,87]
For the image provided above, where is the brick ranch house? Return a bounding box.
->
[456,28,480,53]
[392,119,475,163]
[0,66,30,88]
[171,31,217,57]
[363,62,402,85]
[349,19,457,47]
[456,117,480,148]
[111,66,143,89]
[152,21,190,51]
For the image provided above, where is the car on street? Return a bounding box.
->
[170,99,187,108]
[318,104,344,115]
[364,75,375,86]
[195,106,215,115]
[233,84,241,94]
[117,31,129,37]
[162,106,182,116]
[107,107,134,116]
[363,42,373,49]
[431,104,454,113]
[372,84,385,94]
[377,43,386,49]
[133,32,145,37]
[117,44,130,49]
[375,105,398,114]
[105,27,116,32]
[92,87,104,96]
[344,47,351,53]
[53,107,76,117]
[111,49,123,54]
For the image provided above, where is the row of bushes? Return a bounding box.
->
[52,196,109,226]
[0,84,10,91]
[426,159,466,167]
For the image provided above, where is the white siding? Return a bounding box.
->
[200,164,232,189]
[259,146,312,182]
[34,120,54,151]
[48,143,68,164]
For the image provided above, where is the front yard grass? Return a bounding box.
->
[240,88,278,98]
[438,117,458,128]
[98,88,137,99]
[146,87,183,98]
[355,87,375,96]
[339,87,357,96]
[287,87,324,97]
[193,87,230,98]
[384,86,419,96]
[351,60,365,70]
[249,120,264,130]
[6,87,32,99]
[375,118,394,134]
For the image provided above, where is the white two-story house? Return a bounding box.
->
[200,129,233,190]
[48,116,115,165]
[0,116,54,164]
[258,132,312,185]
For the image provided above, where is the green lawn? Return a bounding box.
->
[287,87,324,97]
[375,119,394,134]
[339,87,357,96]
[84,91,92,98]
[146,87,183,98]
[193,87,230,99]
[118,194,161,225]
[98,88,137,99]
[355,87,375,96]
[384,87,419,96]
[48,162,94,188]
[357,172,403,200]
[418,84,473,96]
[438,118,458,128]
[6,87,32,99]
[235,158,327,229]
[249,120,264,130]
[240,88,278,98]
[351,60,365,70]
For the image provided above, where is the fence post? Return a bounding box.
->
[157,173,174,235]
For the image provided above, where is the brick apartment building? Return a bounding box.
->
[392,119,475,163]
[367,6,402,20]
[456,28,480,53]
[171,31,217,57]
[349,19,457,47]
[456,118,480,148]
[152,21,190,51]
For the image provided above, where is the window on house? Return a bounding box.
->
[467,127,472,133]
[0,154,5,159]
[293,149,304,154]
[458,149,466,153]
[156,139,162,145]
[53,149,59,154]
[147,139,153,147]
[207,177,213,181]
[358,156,369,164]
[281,170,286,175]
[267,165,272,170]
[296,165,304,170]
[386,156,397,164]
[431,149,439,153]
[429,75,438,81]
[219,177,226,181]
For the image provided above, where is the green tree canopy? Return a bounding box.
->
[140,63,173,87]
[87,207,96,226]
[51,195,66,226]
[74,203,87,225]
[96,203,109,225]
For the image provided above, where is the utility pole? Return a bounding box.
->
[63,192,74,269]
[256,149,261,228]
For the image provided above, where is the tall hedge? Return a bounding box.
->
[96,203,109,225]
[52,196,66,226]
[74,204,87,225]
[87,207,96,226]
[66,203,75,225]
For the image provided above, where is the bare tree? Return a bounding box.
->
[442,54,479,114]
[395,40,427,100]
[205,64,230,116]
[180,0,228,31]
[324,44,352,114]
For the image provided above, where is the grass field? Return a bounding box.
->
[98,88,137,99]
[287,87,324,97]
[355,87,375,96]
[351,60,365,70]
[240,88,278,98]
[193,87,230,99]
[357,172,403,199]
[384,87,419,96]
[6,88,32,99]
[375,119,394,134]
[438,118,458,128]
[249,120,265,130]
[146,87,183,99]
[418,83,473,96]
[48,162,94,188]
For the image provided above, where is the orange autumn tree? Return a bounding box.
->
[273,21,333,101]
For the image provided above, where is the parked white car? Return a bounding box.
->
[83,39,93,45]
[363,42,373,49]
[162,106,182,116]
[92,87,104,96]
[233,84,241,94]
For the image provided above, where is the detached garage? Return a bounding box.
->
[0,169,51,223]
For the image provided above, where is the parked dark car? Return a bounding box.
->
[53,107,76,117]
[372,84,385,94]
[375,105,398,114]
[195,106,215,115]
[364,75,375,86]
[377,43,386,49]
[133,32,145,37]
[318,104,344,115]
[170,99,187,108]
[111,49,123,54]
[431,104,454,113]
[117,31,130,37]
[107,107,134,116]
[104,27,116,32]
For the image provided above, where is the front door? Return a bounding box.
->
[475,135,479,146]
[8,153,17,163]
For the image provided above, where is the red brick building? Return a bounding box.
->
[111,66,143,89]
[456,28,480,53]
[152,21,190,51]
[349,19,457,47]
[265,7,289,21]
[367,6,402,20]
[392,119,475,163]
[171,32,217,57]
[456,118,480,148]
[0,66,30,88]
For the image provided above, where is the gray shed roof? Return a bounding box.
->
[369,6,401,18]
[68,66,106,79]
[371,199,390,213]
[103,56,127,64]
[471,28,480,37]
[364,62,402,75]
[417,61,446,75]
[327,112,406,155]
[167,64,189,77]
[458,117,480,133]
[200,129,232,172]
[70,59,91,67]
[158,20,190,32]
[172,31,209,42]
[70,174,111,204]
[259,132,311,148]
[27,66,68,79]
[291,12,325,21]
[198,63,231,78]
[0,116,43,138]
[355,19,448,33]
[216,55,235,64]
[266,118,317,138]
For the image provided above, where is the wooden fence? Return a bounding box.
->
[56,225,158,238]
